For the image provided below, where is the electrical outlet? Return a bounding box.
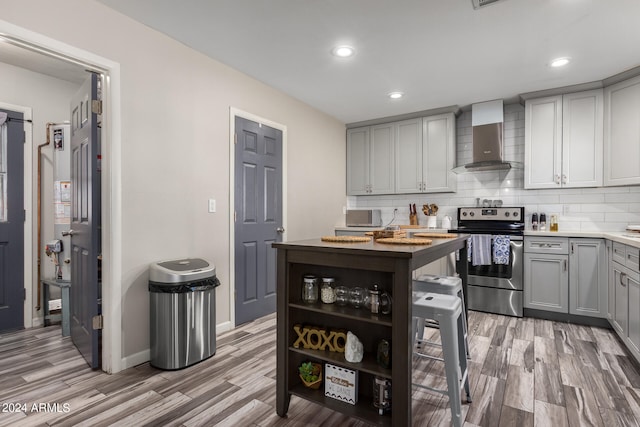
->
[208,199,216,213]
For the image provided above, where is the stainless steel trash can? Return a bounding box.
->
[149,258,220,370]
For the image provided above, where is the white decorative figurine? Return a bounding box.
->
[345,331,364,363]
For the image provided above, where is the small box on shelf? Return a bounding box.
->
[325,363,358,405]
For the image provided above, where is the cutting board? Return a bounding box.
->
[413,232,458,238]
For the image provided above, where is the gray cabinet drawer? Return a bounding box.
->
[613,242,640,272]
[627,246,640,272]
[525,237,569,254]
[613,242,627,265]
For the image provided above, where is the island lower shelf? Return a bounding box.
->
[290,384,392,426]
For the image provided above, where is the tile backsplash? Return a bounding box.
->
[348,103,640,231]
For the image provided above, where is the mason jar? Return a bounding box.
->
[302,275,318,304]
[320,277,336,304]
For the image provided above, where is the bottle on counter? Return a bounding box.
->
[532,213,538,231]
[539,213,547,231]
[550,214,559,232]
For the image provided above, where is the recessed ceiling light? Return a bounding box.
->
[388,92,404,99]
[550,57,571,67]
[332,45,355,58]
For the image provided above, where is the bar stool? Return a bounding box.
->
[412,292,471,427]
[412,274,469,359]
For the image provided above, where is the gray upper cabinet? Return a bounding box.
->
[421,113,456,193]
[350,113,456,196]
[395,114,456,194]
[394,118,423,193]
[604,74,640,186]
[347,124,395,195]
[525,89,603,189]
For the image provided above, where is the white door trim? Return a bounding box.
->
[0,101,33,331]
[0,19,124,374]
[228,107,287,330]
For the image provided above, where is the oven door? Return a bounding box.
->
[466,235,523,291]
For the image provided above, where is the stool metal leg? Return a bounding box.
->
[457,310,471,402]
[437,311,463,427]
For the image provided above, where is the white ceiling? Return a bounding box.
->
[5,1,640,124]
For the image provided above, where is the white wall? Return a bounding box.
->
[351,103,640,231]
[0,61,80,321]
[1,0,346,365]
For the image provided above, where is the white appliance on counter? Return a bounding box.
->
[345,209,382,227]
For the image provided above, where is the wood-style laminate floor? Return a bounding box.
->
[1,311,640,426]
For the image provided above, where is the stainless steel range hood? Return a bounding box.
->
[454,99,521,173]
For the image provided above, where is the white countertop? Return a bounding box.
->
[336,227,640,248]
[525,230,640,248]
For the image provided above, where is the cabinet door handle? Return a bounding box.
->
[554,174,561,184]
[563,260,567,271]
[562,174,567,184]
[571,243,574,254]
[621,272,627,287]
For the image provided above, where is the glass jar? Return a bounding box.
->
[320,277,336,304]
[550,214,559,232]
[349,287,365,308]
[301,275,318,304]
[335,286,349,306]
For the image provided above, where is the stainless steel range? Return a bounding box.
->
[451,207,524,317]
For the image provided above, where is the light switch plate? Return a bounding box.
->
[208,199,216,213]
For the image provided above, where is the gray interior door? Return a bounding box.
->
[0,109,24,333]
[234,117,283,325]
[70,73,101,368]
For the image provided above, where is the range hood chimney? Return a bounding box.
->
[455,99,520,173]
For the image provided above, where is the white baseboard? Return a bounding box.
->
[119,321,233,371]
[216,320,232,334]
[121,349,150,370]
[32,317,44,328]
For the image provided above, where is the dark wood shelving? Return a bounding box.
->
[289,346,392,379]
[290,384,392,427]
[289,302,393,327]
[274,237,468,426]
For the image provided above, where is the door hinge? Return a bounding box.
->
[234,132,237,144]
[24,288,26,301]
[22,131,26,144]
[234,211,237,222]
[24,209,26,222]
[91,100,102,115]
[92,314,103,330]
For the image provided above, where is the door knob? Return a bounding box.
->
[62,230,75,236]
[276,227,285,233]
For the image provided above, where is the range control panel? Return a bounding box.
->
[458,207,524,222]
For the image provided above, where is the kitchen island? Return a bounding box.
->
[273,235,468,426]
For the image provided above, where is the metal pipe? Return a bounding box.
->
[36,122,61,311]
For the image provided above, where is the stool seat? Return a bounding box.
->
[413,292,461,317]
[413,274,469,359]
[412,291,470,427]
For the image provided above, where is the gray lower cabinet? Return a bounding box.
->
[569,239,607,318]
[524,237,607,318]
[609,242,640,357]
[524,239,569,313]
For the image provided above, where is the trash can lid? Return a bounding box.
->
[149,258,216,284]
